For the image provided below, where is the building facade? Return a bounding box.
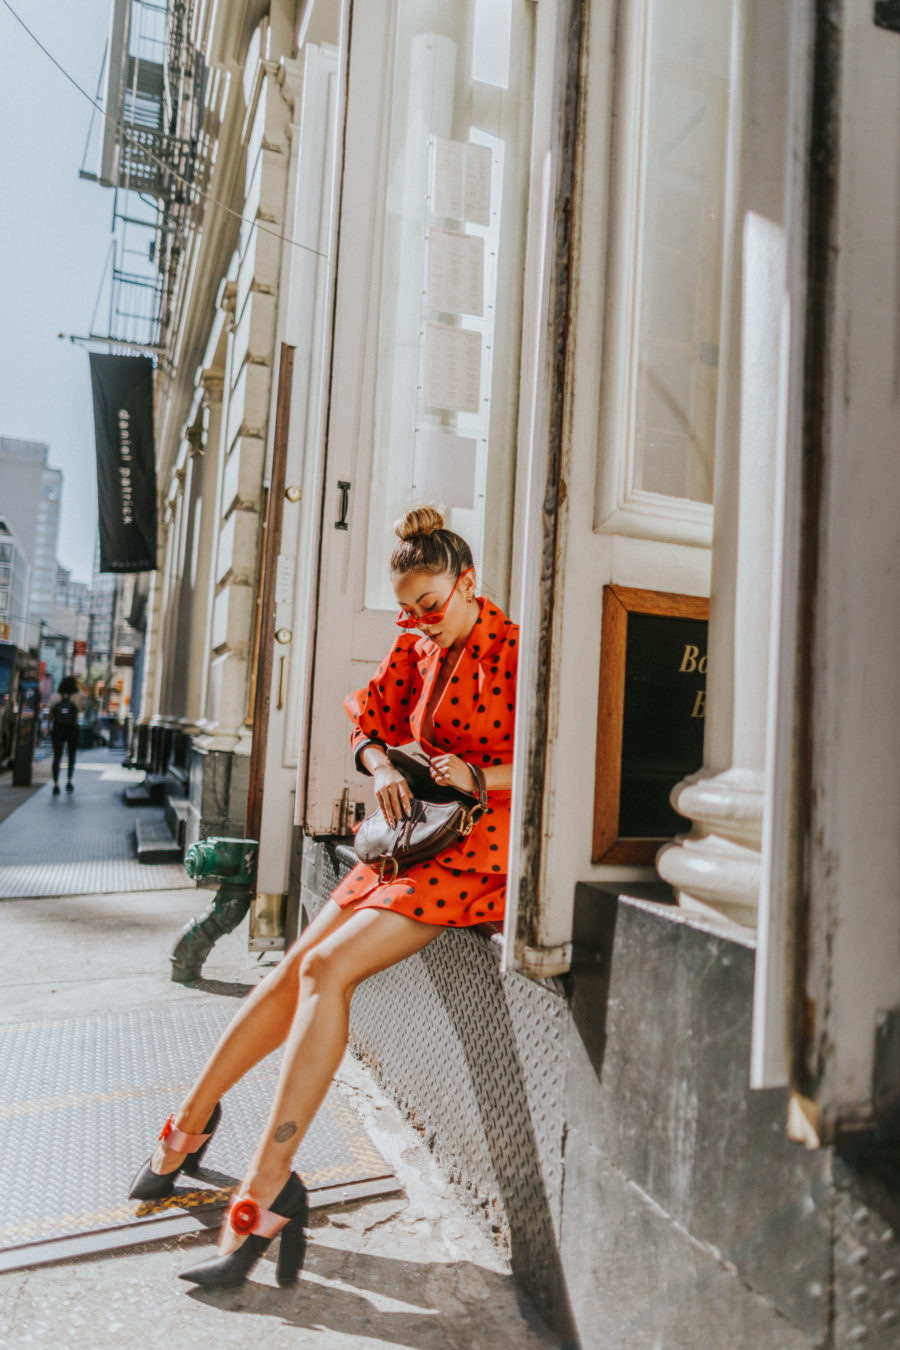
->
[42,563,90,697]
[55,563,91,618]
[0,437,62,631]
[0,518,32,650]
[96,2,900,1345]
[88,541,117,675]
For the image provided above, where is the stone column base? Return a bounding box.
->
[656,767,763,931]
[186,742,251,850]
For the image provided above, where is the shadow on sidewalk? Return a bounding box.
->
[190,976,255,999]
[182,1239,559,1347]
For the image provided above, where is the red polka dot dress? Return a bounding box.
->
[330,598,518,927]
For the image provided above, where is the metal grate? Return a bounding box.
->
[0,1001,397,1267]
[301,839,569,1321]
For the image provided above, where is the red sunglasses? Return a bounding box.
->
[395,569,473,629]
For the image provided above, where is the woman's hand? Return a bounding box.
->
[373,765,412,828]
[430,754,478,795]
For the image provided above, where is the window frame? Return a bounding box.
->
[594,0,737,548]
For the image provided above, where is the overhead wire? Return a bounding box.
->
[79,38,108,174]
[0,0,327,264]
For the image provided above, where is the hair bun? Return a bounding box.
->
[395,505,444,541]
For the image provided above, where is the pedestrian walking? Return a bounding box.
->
[48,675,83,796]
[128,506,518,1287]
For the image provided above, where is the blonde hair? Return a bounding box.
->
[390,505,474,579]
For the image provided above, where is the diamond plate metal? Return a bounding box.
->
[0,1000,396,1257]
[0,754,187,897]
[302,838,568,1319]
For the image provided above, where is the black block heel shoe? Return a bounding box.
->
[128,1102,222,1201]
[178,1173,309,1288]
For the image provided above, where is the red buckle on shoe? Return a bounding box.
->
[229,1198,260,1235]
[158,1114,175,1143]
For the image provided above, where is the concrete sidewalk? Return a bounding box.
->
[0,889,559,1348]
[0,745,187,897]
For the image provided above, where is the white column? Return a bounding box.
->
[138,519,168,722]
[186,374,224,728]
[194,63,291,758]
[149,500,178,722]
[194,342,263,758]
[656,1,791,930]
[156,466,188,720]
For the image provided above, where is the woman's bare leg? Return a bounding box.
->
[216,905,442,1253]
[150,898,356,1175]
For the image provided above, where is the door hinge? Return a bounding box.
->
[333,787,365,835]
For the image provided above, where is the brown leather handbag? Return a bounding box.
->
[353,745,488,882]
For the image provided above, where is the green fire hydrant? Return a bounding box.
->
[170,837,259,983]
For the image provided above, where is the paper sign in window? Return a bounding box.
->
[432,138,492,226]
[472,0,512,89]
[463,143,492,225]
[414,431,478,510]
[423,323,482,414]
[427,229,485,317]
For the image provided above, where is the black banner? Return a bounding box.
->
[89,354,157,572]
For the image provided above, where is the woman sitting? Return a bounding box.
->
[128,505,518,1288]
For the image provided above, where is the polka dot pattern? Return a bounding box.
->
[331,856,508,927]
[336,597,518,927]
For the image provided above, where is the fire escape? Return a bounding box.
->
[82,0,206,354]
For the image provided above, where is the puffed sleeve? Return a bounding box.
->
[470,622,519,769]
[344,633,422,774]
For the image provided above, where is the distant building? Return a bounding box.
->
[0,437,62,627]
[0,517,32,648]
[89,538,117,672]
[38,564,88,695]
[55,562,91,616]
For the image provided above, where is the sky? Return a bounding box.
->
[0,0,119,584]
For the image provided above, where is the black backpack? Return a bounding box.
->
[53,696,78,731]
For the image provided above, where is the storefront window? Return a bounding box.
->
[364,0,536,611]
[598,0,733,532]
[633,0,731,501]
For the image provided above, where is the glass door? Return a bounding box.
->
[305,0,540,833]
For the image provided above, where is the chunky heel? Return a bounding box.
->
[275,1210,309,1285]
[179,1173,308,1288]
[182,1126,215,1177]
[128,1102,222,1201]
